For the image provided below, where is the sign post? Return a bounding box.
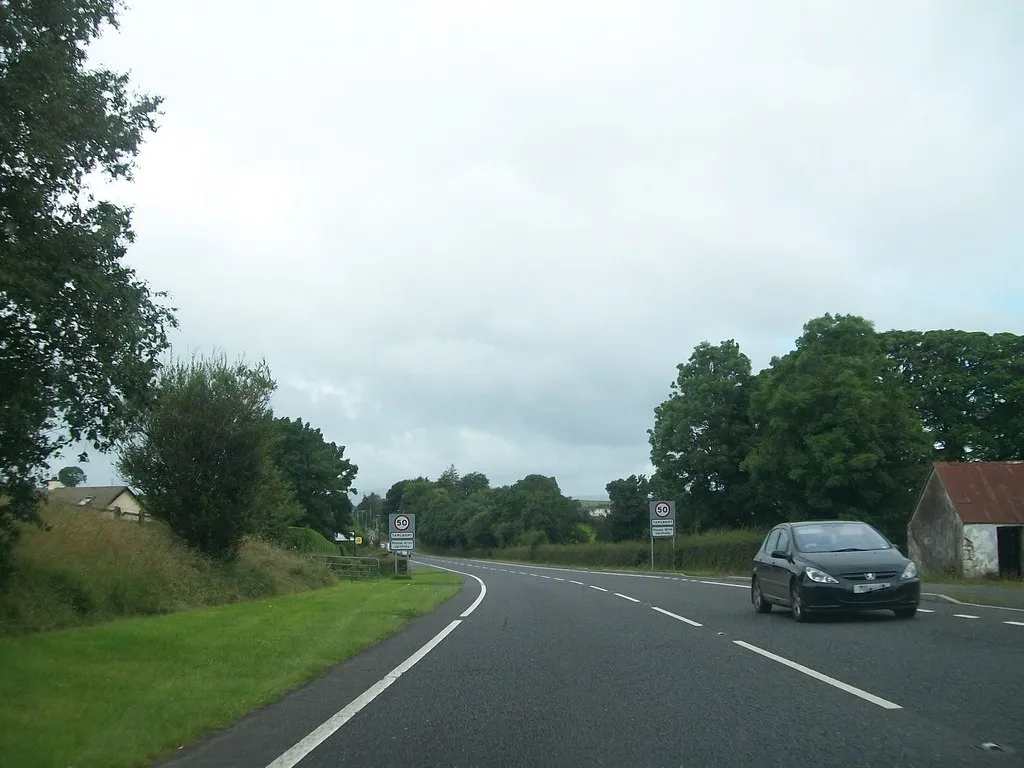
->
[649,501,676,572]
[388,512,416,575]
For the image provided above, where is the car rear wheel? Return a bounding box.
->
[752,577,772,613]
[893,607,917,619]
[790,581,808,622]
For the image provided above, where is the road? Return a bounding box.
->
[159,556,1024,768]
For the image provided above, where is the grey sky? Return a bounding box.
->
[60,1,1023,498]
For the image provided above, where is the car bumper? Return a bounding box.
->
[801,578,921,612]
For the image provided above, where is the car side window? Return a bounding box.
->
[763,529,781,553]
[776,529,790,553]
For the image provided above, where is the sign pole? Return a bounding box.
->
[649,500,676,573]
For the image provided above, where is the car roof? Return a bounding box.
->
[789,520,867,527]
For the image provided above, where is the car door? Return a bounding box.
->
[768,527,794,600]
[757,528,783,599]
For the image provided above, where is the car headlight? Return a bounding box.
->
[901,561,918,580]
[804,566,838,584]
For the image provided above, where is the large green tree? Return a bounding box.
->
[268,416,358,538]
[384,468,585,549]
[882,329,1024,462]
[649,340,762,531]
[0,0,175,578]
[57,466,86,488]
[117,356,276,560]
[605,474,651,541]
[743,315,931,539]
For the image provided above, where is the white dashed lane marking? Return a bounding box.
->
[589,585,608,592]
[614,593,641,603]
[954,614,981,620]
[651,606,703,627]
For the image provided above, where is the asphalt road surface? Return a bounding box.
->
[159,556,1024,768]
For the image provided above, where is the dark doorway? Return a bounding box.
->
[997,526,1022,579]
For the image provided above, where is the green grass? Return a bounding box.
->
[424,528,766,575]
[0,503,345,635]
[0,570,462,768]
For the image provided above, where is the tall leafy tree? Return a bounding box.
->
[649,340,761,531]
[458,471,491,498]
[0,0,175,579]
[269,417,358,538]
[743,314,931,539]
[117,356,277,560]
[882,329,1024,461]
[57,466,87,488]
[605,474,651,541]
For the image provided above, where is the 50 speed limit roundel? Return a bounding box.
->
[394,514,411,531]
[654,502,671,518]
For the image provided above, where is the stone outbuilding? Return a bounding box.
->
[907,461,1023,579]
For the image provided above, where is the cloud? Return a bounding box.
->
[64,0,1024,498]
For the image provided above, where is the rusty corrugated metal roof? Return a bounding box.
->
[934,461,1024,525]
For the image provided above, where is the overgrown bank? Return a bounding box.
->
[423,528,767,575]
[0,503,344,635]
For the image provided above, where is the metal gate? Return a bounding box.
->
[310,554,381,581]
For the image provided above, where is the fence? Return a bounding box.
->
[309,554,382,581]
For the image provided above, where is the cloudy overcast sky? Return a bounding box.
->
[64,0,1022,498]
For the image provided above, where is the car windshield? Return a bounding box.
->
[792,522,891,553]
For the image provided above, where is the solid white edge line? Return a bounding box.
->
[417,561,487,618]
[265,619,463,768]
[733,640,902,710]
[698,580,748,589]
[589,585,608,592]
[614,592,641,603]
[651,606,702,627]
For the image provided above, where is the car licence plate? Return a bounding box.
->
[853,582,890,594]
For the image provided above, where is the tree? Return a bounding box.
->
[384,469,585,549]
[605,475,651,541]
[57,466,87,488]
[0,0,176,581]
[882,329,1024,462]
[268,417,358,538]
[649,340,762,531]
[355,492,384,539]
[117,355,276,560]
[458,472,491,498]
[743,315,931,540]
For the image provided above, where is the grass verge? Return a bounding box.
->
[0,570,462,768]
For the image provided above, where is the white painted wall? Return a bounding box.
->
[962,524,999,578]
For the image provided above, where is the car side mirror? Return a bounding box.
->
[771,549,790,560]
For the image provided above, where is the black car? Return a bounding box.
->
[751,520,921,621]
